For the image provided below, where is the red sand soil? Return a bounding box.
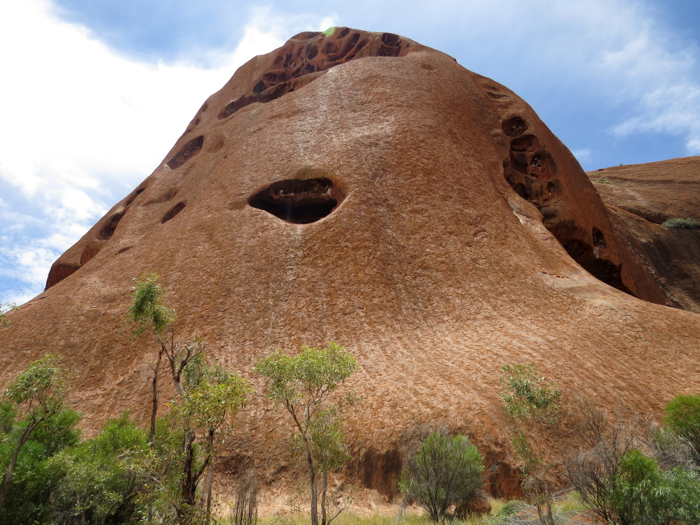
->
[2,29,699,500]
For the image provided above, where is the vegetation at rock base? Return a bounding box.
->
[500,363,561,525]
[665,394,700,460]
[255,343,359,525]
[127,273,251,522]
[5,278,700,524]
[662,217,700,229]
[0,353,71,514]
[399,431,484,522]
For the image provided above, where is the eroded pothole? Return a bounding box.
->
[248,177,344,224]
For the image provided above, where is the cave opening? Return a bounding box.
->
[248,178,343,224]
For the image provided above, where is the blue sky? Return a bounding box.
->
[1,0,699,305]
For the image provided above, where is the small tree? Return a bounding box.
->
[500,363,561,525]
[176,356,251,520]
[0,354,70,513]
[128,274,250,520]
[254,343,358,525]
[293,407,353,525]
[127,273,176,446]
[399,432,484,522]
[665,394,700,461]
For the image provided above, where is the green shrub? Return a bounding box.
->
[500,363,561,424]
[607,449,700,525]
[0,408,80,525]
[662,217,700,229]
[399,432,484,522]
[45,412,149,524]
[665,394,700,460]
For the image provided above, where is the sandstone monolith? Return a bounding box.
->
[2,28,699,499]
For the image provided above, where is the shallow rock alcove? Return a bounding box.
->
[248,177,344,224]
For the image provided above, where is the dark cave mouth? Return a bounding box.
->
[248,177,344,224]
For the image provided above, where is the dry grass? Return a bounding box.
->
[241,492,593,525]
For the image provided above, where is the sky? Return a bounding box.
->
[1,0,699,306]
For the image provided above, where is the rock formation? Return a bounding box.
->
[589,157,700,313]
[2,28,700,499]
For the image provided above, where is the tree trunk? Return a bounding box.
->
[149,348,163,447]
[180,430,198,508]
[306,446,319,525]
[206,451,215,523]
[0,418,41,513]
[321,470,328,525]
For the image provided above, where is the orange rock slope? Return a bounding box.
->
[588,157,700,313]
[2,29,699,498]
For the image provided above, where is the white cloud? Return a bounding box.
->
[0,0,334,303]
[571,149,593,164]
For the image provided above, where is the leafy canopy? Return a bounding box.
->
[500,363,561,424]
[399,432,484,522]
[4,354,69,416]
[254,342,358,413]
[178,358,252,436]
[127,273,175,335]
[665,394,700,457]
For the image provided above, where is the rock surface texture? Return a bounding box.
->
[2,29,700,499]
[589,157,700,313]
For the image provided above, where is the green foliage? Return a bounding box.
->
[606,449,700,525]
[665,394,700,458]
[662,217,700,229]
[500,363,561,424]
[4,354,69,414]
[127,273,175,335]
[45,413,150,524]
[500,363,561,525]
[304,408,352,474]
[179,368,251,436]
[597,177,612,184]
[0,354,72,513]
[0,408,80,525]
[399,432,484,522]
[255,343,358,411]
[255,343,358,525]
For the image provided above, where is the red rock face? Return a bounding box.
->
[3,29,700,500]
[589,157,700,313]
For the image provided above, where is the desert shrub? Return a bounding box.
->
[665,394,700,460]
[399,431,483,522]
[565,402,640,523]
[500,363,561,525]
[500,363,561,424]
[662,217,700,229]
[45,412,149,524]
[606,449,700,525]
[0,408,80,525]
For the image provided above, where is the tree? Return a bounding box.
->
[399,432,484,522]
[665,394,700,461]
[127,273,176,446]
[45,412,150,524]
[176,355,251,520]
[500,363,561,525]
[292,407,352,525]
[0,354,70,513]
[0,406,80,525]
[254,343,358,525]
